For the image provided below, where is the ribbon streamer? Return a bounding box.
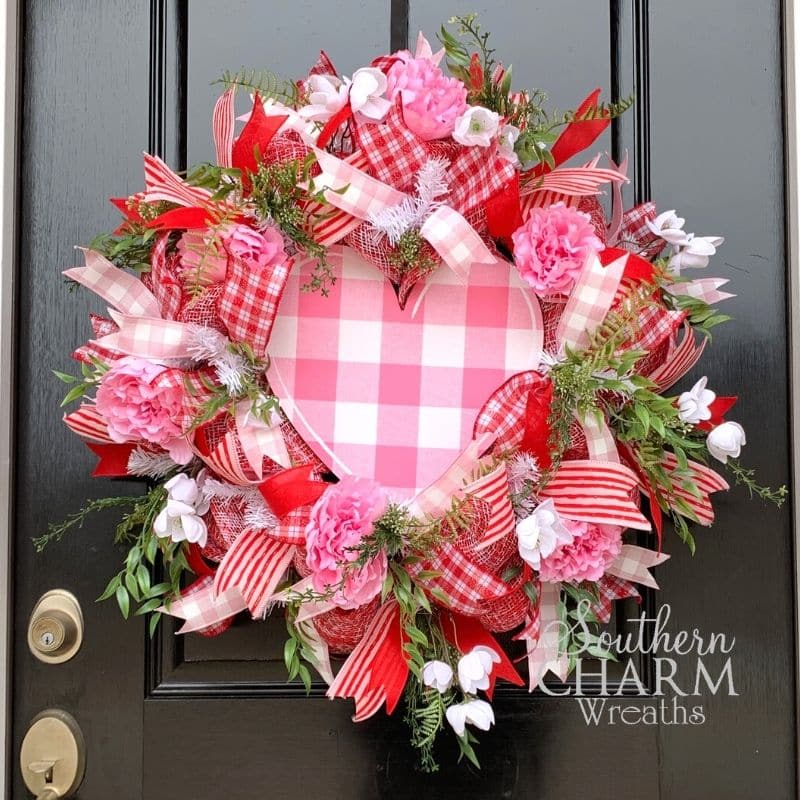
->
[521,582,569,692]
[327,601,408,721]
[606,544,670,589]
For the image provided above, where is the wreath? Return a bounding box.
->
[44,16,783,770]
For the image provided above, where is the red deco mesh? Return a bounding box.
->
[478,557,531,633]
[263,132,310,167]
[176,284,228,332]
[313,599,381,655]
[540,295,568,353]
[292,547,378,655]
[453,497,517,574]
[578,194,609,244]
[204,496,248,562]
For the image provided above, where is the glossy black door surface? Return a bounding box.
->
[12,2,795,798]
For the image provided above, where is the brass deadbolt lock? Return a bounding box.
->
[27,590,83,664]
[20,709,86,798]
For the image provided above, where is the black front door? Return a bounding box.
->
[11,2,796,798]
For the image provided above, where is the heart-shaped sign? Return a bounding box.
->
[267,246,543,499]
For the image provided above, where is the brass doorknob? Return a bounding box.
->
[27,590,83,664]
[20,709,86,798]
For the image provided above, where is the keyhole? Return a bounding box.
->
[40,631,55,648]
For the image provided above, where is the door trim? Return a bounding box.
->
[0,0,18,797]
[784,0,800,795]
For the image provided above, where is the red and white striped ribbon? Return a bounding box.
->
[539,459,651,531]
[212,87,236,168]
[143,153,212,208]
[647,323,707,391]
[63,405,113,443]
[660,452,728,526]
[327,601,404,721]
[213,528,296,618]
[467,464,517,551]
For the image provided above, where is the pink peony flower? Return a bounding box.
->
[537,521,623,583]
[386,55,468,141]
[95,357,187,459]
[511,202,603,296]
[305,476,389,609]
[176,229,229,286]
[222,223,287,269]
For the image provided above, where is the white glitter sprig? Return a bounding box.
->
[126,447,178,479]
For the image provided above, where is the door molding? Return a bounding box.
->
[784,0,800,795]
[0,1,19,797]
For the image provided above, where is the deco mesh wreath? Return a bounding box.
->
[45,16,784,770]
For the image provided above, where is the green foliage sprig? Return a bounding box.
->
[387,229,439,277]
[248,155,335,295]
[439,14,633,170]
[215,68,302,106]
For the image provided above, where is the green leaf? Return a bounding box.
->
[115,585,130,619]
[53,370,78,384]
[97,575,120,602]
[148,613,162,638]
[136,564,151,595]
[284,636,298,670]
[133,598,162,616]
[124,571,140,603]
[60,383,88,407]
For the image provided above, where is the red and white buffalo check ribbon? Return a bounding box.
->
[311,147,497,282]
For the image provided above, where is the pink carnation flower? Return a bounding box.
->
[95,357,189,461]
[176,229,229,286]
[305,476,389,609]
[537,521,623,583]
[386,55,468,140]
[511,202,603,296]
[222,223,286,269]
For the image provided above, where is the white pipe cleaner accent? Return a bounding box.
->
[186,325,254,395]
[368,157,450,245]
[201,479,279,532]
[126,447,178,479]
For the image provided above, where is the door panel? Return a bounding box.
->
[11,1,795,798]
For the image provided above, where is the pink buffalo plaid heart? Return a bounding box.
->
[267,246,543,499]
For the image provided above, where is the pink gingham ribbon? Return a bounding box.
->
[234,400,291,479]
[311,148,497,282]
[556,250,628,352]
[522,582,569,691]
[667,277,735,305]
[606,544,670,589]
[64,249,161,318]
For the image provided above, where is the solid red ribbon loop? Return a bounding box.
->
[531,88,611,178]
[316,103,354,150]
[441,611,524,697]
[86,442,136,477]
[231,93,288,182]
[258,464,328,519]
